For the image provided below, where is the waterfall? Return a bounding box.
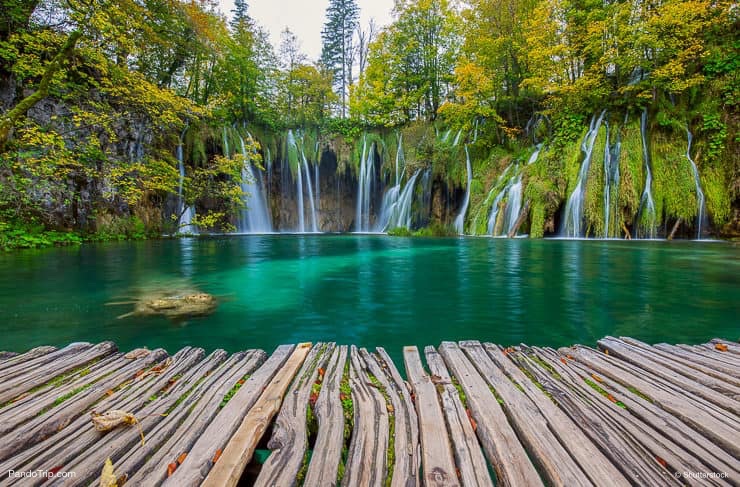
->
[377,170,422,231]
[486,165,514,235]
[561,110,606,237]
[637,109,657,239]
[453,146,472,234]
[473,119,479,143]
[686,128,706,239]
[452,129,462,147]
[355,137,376,232]
[301,151,318,232]
[176,128,197,234]
[503,174,523,235]
[236,134,272,233]
[286,130,319,233]
[603,127,621,238]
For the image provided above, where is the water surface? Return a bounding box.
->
[1,236,737,365]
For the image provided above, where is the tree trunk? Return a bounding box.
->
[0,30,82,150]
[507,200,530,238]
[667,218,682,240]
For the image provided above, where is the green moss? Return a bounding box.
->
[583,125,608,237]
[627,385,654,403]
[220,374,251,408]
[338,359,352,483]
[583,378,627,409]
[652,131,697,223]
[451,376,468,408]
[702,166,731,225]
[618,121,644,228]
[527,355,563,381]
[387,227,412,237]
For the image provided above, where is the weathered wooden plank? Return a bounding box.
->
[483,343,628,487]
[202,343,312,487]
[0,346,56,373]
[656,344,740,379]
[696,344,740,367]
[0,342,94,385]
[254,343,332,486]
[376,347,420,487]
[119,350,264,485]
[404,346,457,487]
[424,346,493,487]
[567,345,740,458]
[303,345,348,486]
[438,342,542,487]
[556,349,740,481]
[0,344,84,379]
[342,345,389,487]
[613,338,740,398]
[599,337,740,413]
[512,348,679,486]
[684,344,740,369]
[0,348,167,463]
[361,348,419,487]
[0,353,126,435]
[0,342,116,404]
[460,341,591,487]
[61,351,261,487]
[0,348,207,485]
[163,344,297,487]
[710,339,740,357]
[536,347,729,487]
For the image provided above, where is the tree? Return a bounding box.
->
[352,0,461,123]
[320,0,360,118]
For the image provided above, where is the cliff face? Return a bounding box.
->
[1,78,163,233]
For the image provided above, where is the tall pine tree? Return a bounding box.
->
[320,0,359,118]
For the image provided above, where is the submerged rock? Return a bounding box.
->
[111,290,218,321]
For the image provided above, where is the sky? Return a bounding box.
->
[217,0,396,62]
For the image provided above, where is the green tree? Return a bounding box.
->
[321,0,359,118]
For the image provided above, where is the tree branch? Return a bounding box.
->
[0,30,82,150]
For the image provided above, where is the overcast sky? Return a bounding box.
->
[217,0,396,62]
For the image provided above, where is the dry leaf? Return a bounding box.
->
[167,462,177,477]
[212,449,222,464]
[715,343,728,352]
[100,458,117,487]
[177,452,188,465]
[91,410,145,446]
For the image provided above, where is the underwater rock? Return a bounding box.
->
[112,292,217,321]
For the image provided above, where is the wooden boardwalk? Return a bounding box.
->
[0,337,738,486]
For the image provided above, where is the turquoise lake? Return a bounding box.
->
[1,236,738,365]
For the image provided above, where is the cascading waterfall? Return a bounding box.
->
[314,141,320,217]
[602,123,622,238]
[286,130,319,233]
[453,146,472,234]
[301,151,319,232]
[485,165,514,235]
[377,170,422,231]
[685,128,706,239]
[176,127,197,234]
[503,174,523,234]
[637,109,657,238]
[561,110,606,237]
[355,137,376,232]
[237,134,272,233]
[452,129,462,147]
